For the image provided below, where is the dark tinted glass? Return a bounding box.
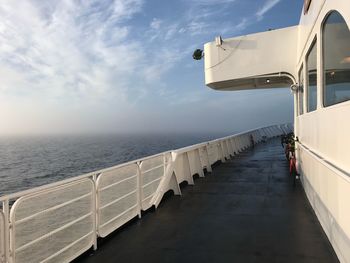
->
[298,66,304,115]
[307,40,317,112]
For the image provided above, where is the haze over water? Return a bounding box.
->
[0,133,229,196]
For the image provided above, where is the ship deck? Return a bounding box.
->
[76,138,338,263]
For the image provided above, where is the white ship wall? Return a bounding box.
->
[296,1,350,262]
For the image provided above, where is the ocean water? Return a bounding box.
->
[0,133,227,196]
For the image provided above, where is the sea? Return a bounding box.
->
[0,133,230,196]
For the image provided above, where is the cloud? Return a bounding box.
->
[0,0,191,135]
[235,18,249,31]
[142,47,184,82]
[181,0,253,38]
[0,0,148,104]
[256,0,281,20]
[150,18,162,30]
[189,0,236,5]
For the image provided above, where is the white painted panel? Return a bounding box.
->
[0,211,4,263]
[10,179,95,263]
[173,152,193,184]
[198,146,211,172]
[298,145,350,263]
[204,26,298,90]
[221,140,229,159]
[207,142,220,165]
[187,150,204,177]
[298,101,350,172]
[227,138,234,156]
[140,155,165,210]
[231,137,239,154]
[96,163,139,237]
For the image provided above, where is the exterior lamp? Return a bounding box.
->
[290,84,299,92]
[193,49,204,60]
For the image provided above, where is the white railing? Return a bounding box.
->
[0,124,292,263]
[96,162,139,238]
[0,210,4,263]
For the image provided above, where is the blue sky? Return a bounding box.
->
[0,0,303,135]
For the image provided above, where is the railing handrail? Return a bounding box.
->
[0,152,171,202]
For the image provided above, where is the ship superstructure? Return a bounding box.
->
[204,0,350,261]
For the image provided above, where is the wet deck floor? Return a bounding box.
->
[77,138,338,263]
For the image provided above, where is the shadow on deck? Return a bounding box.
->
[76,138,338,263]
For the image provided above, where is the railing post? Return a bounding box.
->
[150,152,181,209]
[92,174,98,251]
[219,142,225,163]
[205,145,212,172]
[2,200,9,263]
[0,210,3,263]
[137,162,142,218]
[195,149,205,178]
[237,136,242,152]
[228,138,234,157]
[182,152,194,185]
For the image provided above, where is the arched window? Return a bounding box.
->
[323,11,350,107]
[306,39,317,112]
[298,66,304,115]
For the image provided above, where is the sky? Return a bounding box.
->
[0,0,303,136]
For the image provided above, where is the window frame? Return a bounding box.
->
[298,65,304,116]
[305,37,318,113]
[321,10,350,108]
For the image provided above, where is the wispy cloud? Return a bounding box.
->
[150,18,162,30]
[181,0,240,37]
[188,0,236,5]
[256,0,281,20]
[0,0,147,104]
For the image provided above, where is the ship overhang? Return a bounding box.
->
[204,26,298,91]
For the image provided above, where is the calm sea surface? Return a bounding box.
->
[0,133,228,196]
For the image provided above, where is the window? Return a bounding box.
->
[323,11,350,107]
[307,40,317,112]
[298,66,304,115]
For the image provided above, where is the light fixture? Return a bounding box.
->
[266,79,270,83]
[192,49,204,60]
[290,84,299,92]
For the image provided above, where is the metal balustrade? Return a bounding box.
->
[96,163,139,238]
[10,179,95,263]
[0,211,4,263]
[140,154,167,210]
[0,124,292,263]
